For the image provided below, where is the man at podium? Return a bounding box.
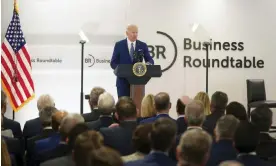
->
[110,24,154,97]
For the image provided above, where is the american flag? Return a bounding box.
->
[1,4,35,111]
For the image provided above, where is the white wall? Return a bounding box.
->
[1,0,276,128]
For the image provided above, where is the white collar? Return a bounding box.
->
[127,38,136,50]
[177,115,185,119]
[187,126,202,130]
[150,150,168,156]
[237,152,256,158]
[43,126,52,130]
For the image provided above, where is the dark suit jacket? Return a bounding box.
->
[26,128,56,166]
[139,114,175,124]
[82,108,101,122]
[87,116,114,131]
[203,110,225,136]
[2,116,22,139]
[40,154,74,166]
[2,136,24,166]
[176,116,187,135]
[110,39,154,87]
[256,133,276,159]
[36,143,71,165]
[206,139,237,166]
[237,154,273,166]
[35,133,61,153]
[23,117,43,140]
[125,152,176,166]
[100,120,137,156]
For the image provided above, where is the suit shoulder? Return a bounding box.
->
[140,117,155,124]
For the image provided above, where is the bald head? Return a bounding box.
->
[219,161,244,166]
[126,24,138,42]
[154,92,171,113]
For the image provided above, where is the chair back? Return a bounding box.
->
[246,79,266,103]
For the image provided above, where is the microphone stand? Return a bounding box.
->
[203,41,211,94]
[80,40,86,114]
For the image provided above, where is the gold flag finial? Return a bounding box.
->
[14,0,19,13]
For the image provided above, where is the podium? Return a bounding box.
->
[114,64,162,111]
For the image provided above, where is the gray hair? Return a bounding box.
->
[178,129,212,165]
[37,94,55,111]
[60,113,85,135]
[98,92,115,115]
[219,161,244,166]
[215,115,240,139]
[89,87,105,108]
[185,100,205,126]
[39,106,58,127]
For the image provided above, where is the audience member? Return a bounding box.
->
[194,91,211,115]
[251,105,276,159]
[140,92,174,124]
[87,146,124,166]
[23,94,55,140]
[26,106,58,166]
[35,110,68,152]
[100,96,138,155]
[126,118,177,166]
[176,129,212,166]
[83,87,105,122]
[139,94,156,120]
[176,96,191,134]
[40,123,89,166]
[219,161,244,166]
[2,139,12,166]
[203,91,228,136]
[1,115,14,138]
[87,92,115,131]
[226,102,248,122]
[1,90,22,139]
[206,115,240,166]
[122,123,153,162]
[185,100,205,130]
[235,122,272,166]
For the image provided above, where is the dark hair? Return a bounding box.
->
[211,91,228,110]
[226,101,248,121]
[115,97,136,120]
[87,147,123,166]
[68,123,89,149]
[176,99,186,115]
[154,92,171,112]
[251,104,272,132]
[74,130,103,166]
[132,123,153,154]
[234,122,259,153]
[1,91,7,110]
[150,118,177,152]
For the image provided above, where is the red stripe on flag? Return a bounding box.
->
[21,46,32,67]
[1,72,19,108]
[1,55,25,103]
[17,48,34,91]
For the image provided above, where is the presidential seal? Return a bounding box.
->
[133,62,147,77]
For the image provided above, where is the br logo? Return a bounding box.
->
[84,54,95,67]
[148,31,178,72]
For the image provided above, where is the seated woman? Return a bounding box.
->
[137,94,156,123]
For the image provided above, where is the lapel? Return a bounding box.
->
[135,40,139,52]
[124,39,131,60]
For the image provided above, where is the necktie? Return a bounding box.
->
[130,42,134,62]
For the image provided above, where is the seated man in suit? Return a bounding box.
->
[206,115,240,166]
[100,96,138,156]
[140,92,175,124]
[26,106,58,166]
[251,105,276,159]
[87,92,114,131]
[126,118,177,166]
[203,91,228,136]
[235,122,273,166]
[82,87,105,122]
[35,110,68,153]
[176,129,212,166]
[1,90,22,139]
[40,123,89,166]
[36,113,85,163]
[176,96,191,134]
[23,94,55,141]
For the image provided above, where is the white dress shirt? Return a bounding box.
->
[127,38,136,54]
